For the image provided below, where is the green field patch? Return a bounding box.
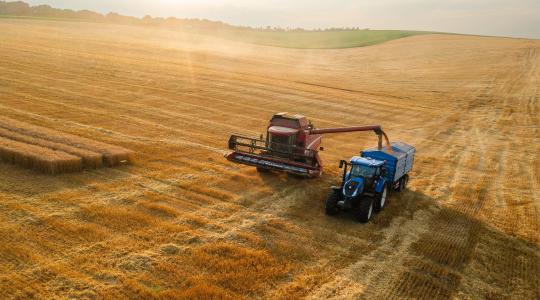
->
[216,29,431,49]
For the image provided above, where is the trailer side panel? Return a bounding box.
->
[362,142,416,183]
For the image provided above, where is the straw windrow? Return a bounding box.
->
[0,127,103,169]
[0,136,82,174]
[0,116,134,167]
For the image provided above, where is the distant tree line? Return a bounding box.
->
[0,1,234,30]
[0,1,368,32]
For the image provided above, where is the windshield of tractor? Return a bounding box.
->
[350,164,377,178]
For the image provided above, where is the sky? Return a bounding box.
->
[22,0,540,38]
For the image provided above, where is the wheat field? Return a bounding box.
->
[0,19,539,299]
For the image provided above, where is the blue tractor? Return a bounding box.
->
[325,142,415,222]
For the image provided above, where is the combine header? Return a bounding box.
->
[226,113,390,178]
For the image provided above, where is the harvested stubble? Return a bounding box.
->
[0,116,133,166]
[0,127,103,169]
[0,136,81,174]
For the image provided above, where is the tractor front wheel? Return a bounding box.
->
[374,184,389,212]
[325,190,340,216]
[355,198,374,223]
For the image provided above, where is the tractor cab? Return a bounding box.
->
[349,156,384,178]
[340,156,385,198]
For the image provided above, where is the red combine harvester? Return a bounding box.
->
[226,113,391,178]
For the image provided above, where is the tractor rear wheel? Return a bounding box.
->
[325,190,340,216]
[355,197,374,223]
[374,184,389,212]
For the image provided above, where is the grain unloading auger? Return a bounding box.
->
[226,113,391,178]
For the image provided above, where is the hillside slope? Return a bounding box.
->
[0,1,428,49]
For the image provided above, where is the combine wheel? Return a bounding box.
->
[325,190,340,215]
[308,167,323,179]
[355,198,374,223]
[374,184,389,212]
[256,167,269,173]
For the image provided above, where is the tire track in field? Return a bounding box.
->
[387,43,540,299]
[0,77,258,152]
[305,43,540,298]
[0,102,230,156]
[0,55,429,127]
[2,40,462,136]
[0,59,434,158]
[0,74,259,137]
[308,102,476,298]
[0,60,382,139]
[0,39,450,117]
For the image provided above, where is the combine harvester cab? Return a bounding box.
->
[226,112,391,178]
[326,142,415,222]
[226,113,323,178]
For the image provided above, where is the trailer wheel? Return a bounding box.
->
[374,185,389,212]
[395,176,406,192]
[397,175,410,192]
[393,180,401,192]
[355,198,374,223]
[325,190,340,216]
[402,174,409,190]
